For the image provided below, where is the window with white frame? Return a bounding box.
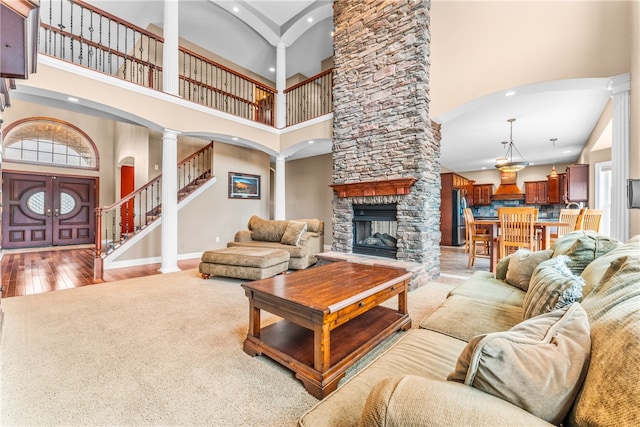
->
[2,118,99,170]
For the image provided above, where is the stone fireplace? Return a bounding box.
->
[330,0,441,287]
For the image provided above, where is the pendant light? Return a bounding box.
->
[495,118,529,172]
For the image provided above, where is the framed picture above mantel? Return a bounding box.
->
[228,172,260,199]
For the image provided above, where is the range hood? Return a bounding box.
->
[492,171,525,200]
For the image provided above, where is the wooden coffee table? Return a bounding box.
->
[241,261,412,399]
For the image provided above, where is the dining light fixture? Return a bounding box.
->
[495,118,529,172]
[549,138,558,177]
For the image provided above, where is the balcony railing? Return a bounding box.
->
[284,69,333,126]
[39,0,275,125]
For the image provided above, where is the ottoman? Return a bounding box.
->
[199,247,290,280]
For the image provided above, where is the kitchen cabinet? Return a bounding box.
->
[565,164,588,203]
[525,181,548,204]
[547,173,565,204]
[472,184,493,206]
[466,180,475,206]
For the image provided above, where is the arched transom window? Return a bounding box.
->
[3,117,99,170]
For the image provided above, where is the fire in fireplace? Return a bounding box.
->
[352,204,398,258]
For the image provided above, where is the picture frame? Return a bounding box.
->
[228,172,261,199]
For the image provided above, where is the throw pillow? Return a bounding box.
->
[447,303,591,425]
[551,231,620,275]
[523,256,586,320]
[248,215,289,242]
[494,255,511,280]
[505,249,553,291]
[280,221,307,246]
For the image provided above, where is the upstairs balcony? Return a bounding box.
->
[37,0,332,128]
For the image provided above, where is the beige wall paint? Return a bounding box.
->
[430,1,632,118]
[110,141,272,263]
[285,153,333,247]
[2,99,116,207]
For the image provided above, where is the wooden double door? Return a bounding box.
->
[2,172,97,249]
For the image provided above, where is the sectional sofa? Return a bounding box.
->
[298,231,640,426]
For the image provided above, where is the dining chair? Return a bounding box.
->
[581,209,604,232]
[550,208,582,243]
[464,208,492,268]
[497,207,538,259]
[463,208,472,254]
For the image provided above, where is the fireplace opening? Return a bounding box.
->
[353,204,398,258]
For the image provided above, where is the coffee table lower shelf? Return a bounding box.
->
[243,305,411,399]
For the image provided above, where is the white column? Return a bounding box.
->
[274,155,286,220]
[609,73,631,242]
[163,0,179,96]
[160,129,180,273]
[276,41,287,129]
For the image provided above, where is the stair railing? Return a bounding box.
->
[94,142,214,279]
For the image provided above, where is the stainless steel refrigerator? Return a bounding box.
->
[451,188,467,246]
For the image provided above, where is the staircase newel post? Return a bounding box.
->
[94,207,104,280]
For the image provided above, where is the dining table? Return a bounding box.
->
[474,218,568,272]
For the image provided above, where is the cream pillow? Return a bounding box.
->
[523,256,586,320]
[447,303,591,425]
[280,221,307,246]
[504,249,553,291]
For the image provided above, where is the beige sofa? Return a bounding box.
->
[299,231,640,426]
[227,215,324,270]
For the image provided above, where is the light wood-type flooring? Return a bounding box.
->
[1,245,487,298]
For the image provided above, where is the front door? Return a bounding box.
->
[2,172,96,249]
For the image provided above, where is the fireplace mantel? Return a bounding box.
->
[330,178,416,198]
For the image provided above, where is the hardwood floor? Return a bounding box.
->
[0,245,487,298]
[1,247,200,298]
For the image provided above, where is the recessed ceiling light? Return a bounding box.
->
[67,97,79,102]
[232,6,239,13]
[505,91,516,97]
[307,17,313,23]
[269,67,275,72]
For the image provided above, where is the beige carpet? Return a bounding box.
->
[0,268,465,426]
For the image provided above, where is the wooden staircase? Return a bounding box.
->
[94,142,214,278]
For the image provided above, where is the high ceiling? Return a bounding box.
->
[29,0,619,172]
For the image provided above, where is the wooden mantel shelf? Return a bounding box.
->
[330,178,417,198]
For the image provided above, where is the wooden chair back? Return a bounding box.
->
[465,208,491,267]
[498,207,538,258]
[554,208,582,238]
[574,208,587,230]
[463,208,473,253]
[581,209,604,232]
